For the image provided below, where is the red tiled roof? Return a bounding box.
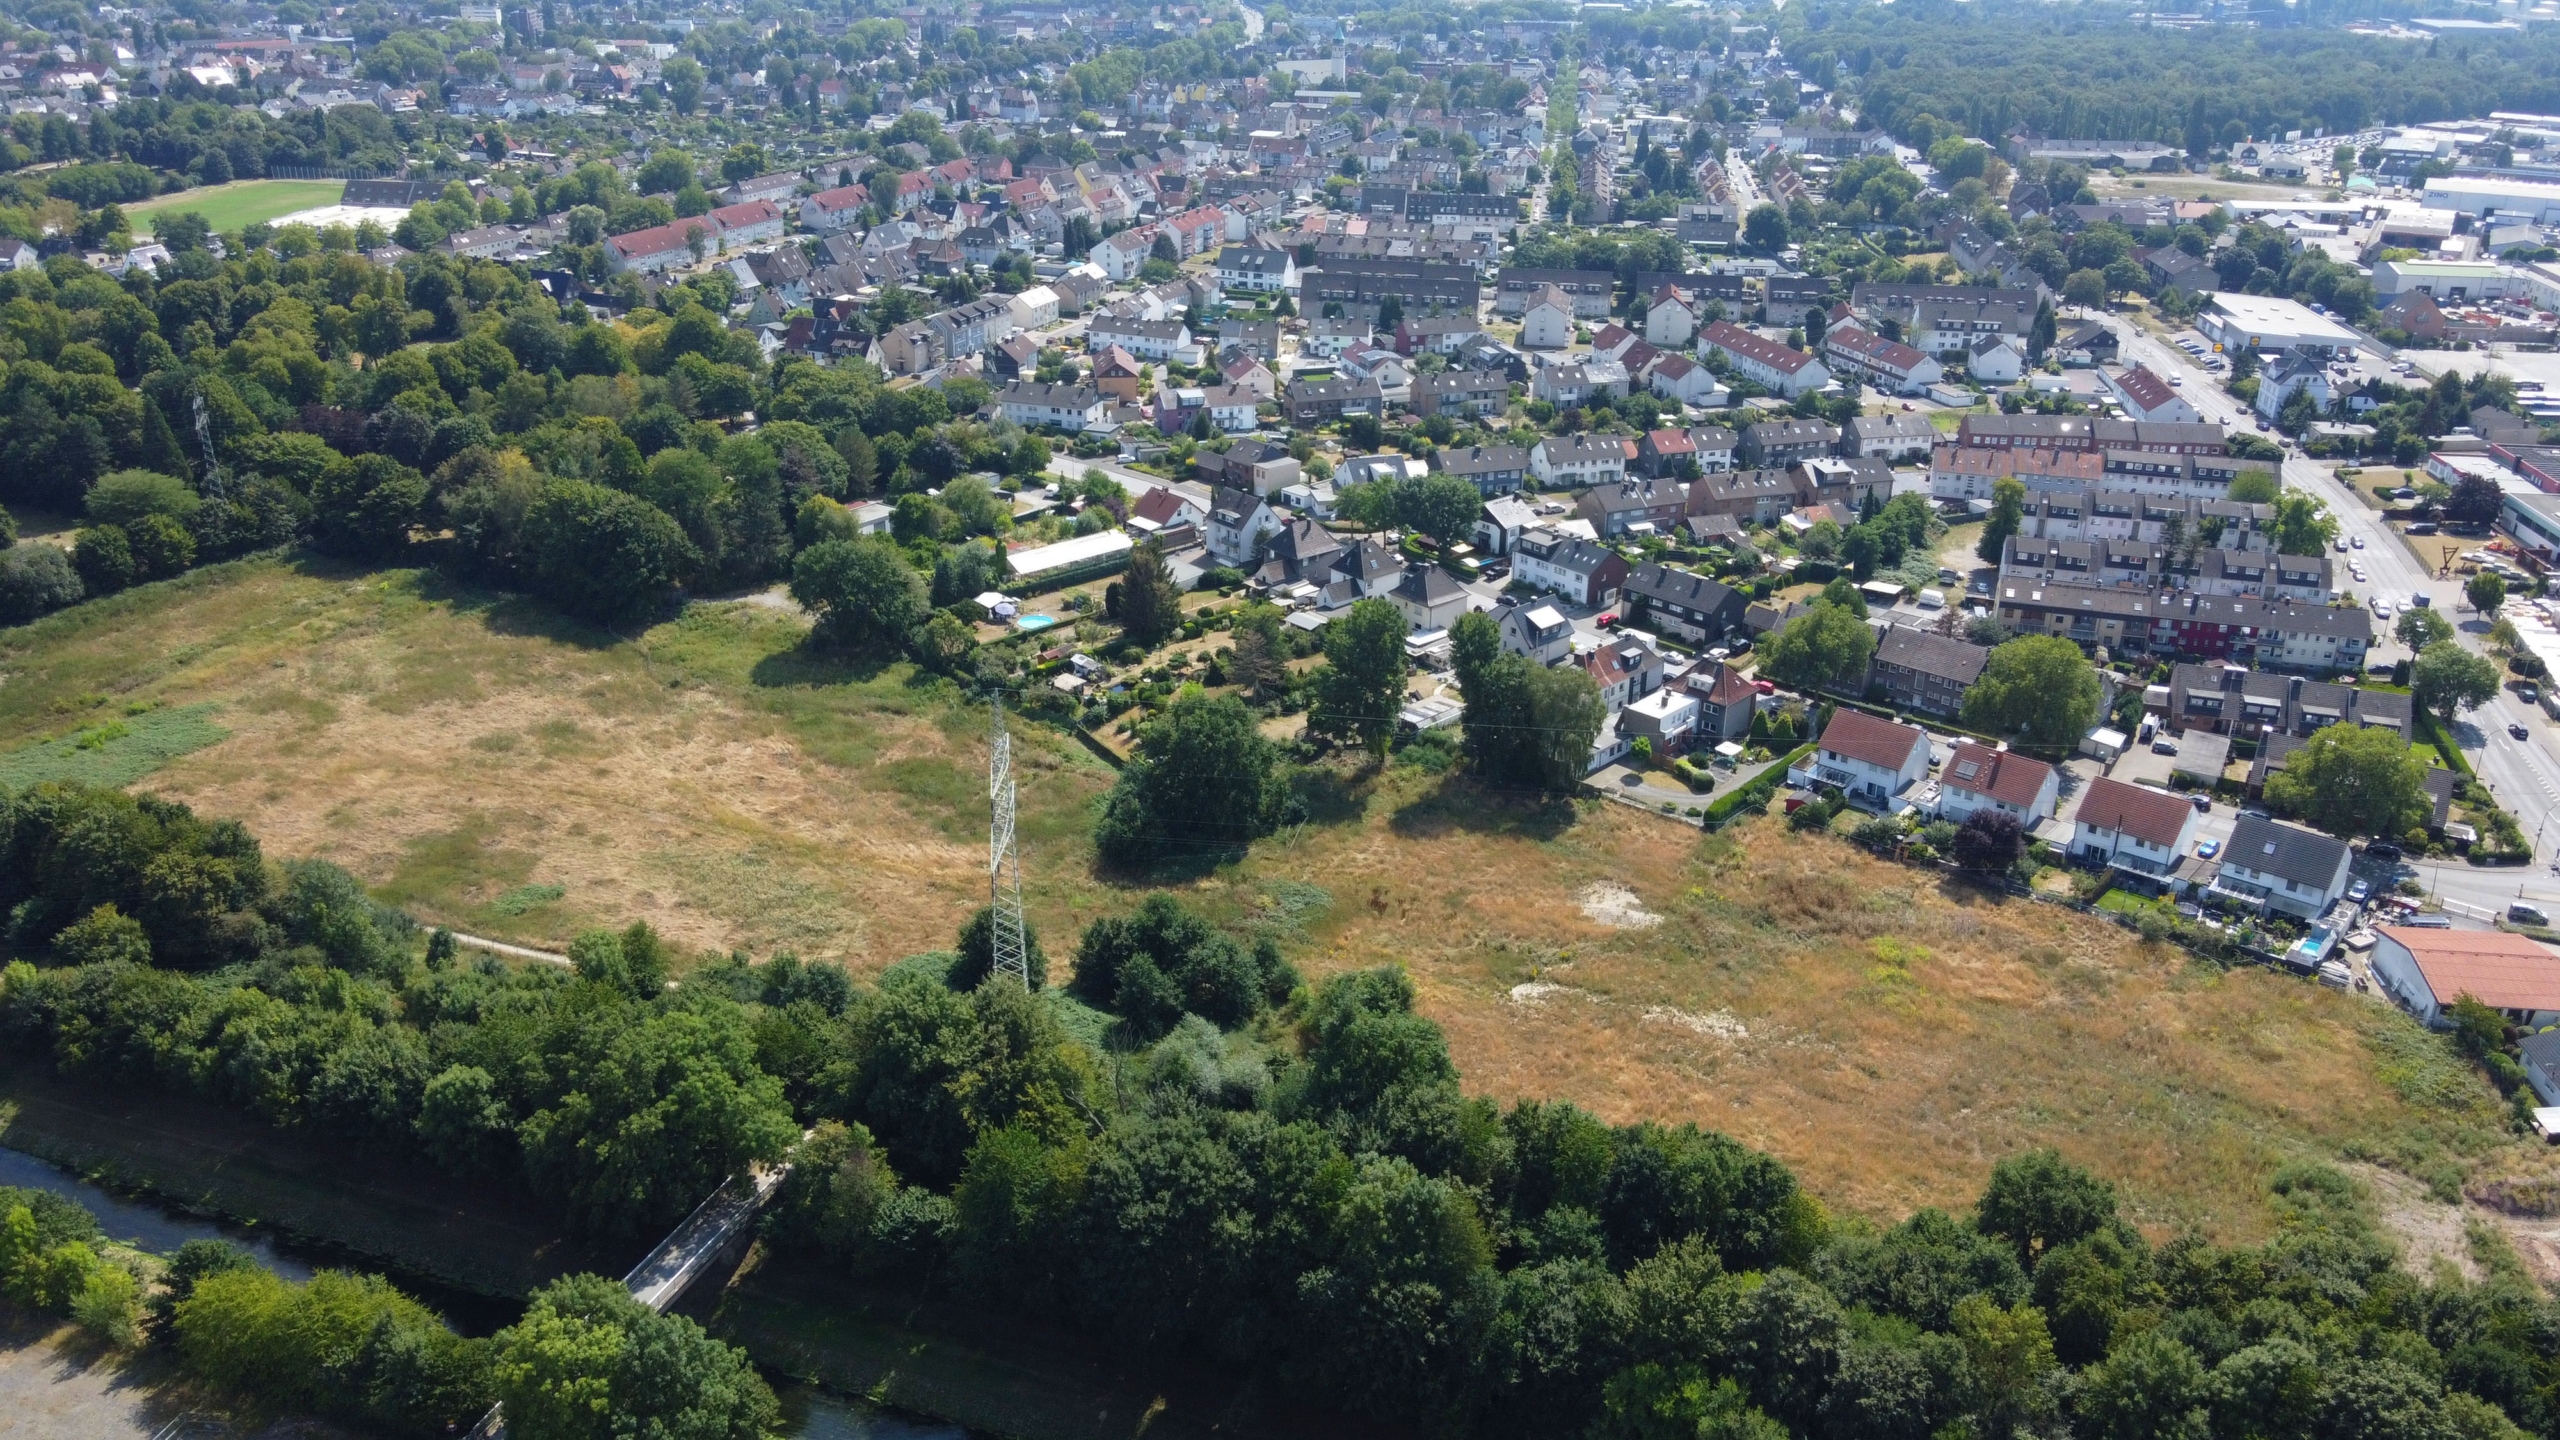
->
[1941,742,2054,809]
[2114,365,2179,414]
[2075,777,2194,847]
[2383,928,2560,1013]
[1818,708,1927,771]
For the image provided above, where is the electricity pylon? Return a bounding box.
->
[987,698,1030,988]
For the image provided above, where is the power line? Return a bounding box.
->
[988,695,1030,988]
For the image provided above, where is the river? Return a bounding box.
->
[0,1145,968,1439]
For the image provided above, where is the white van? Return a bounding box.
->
[1916,589,1945,610]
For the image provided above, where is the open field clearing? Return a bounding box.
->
[122,179,345,235]
[0,553,2542,1243]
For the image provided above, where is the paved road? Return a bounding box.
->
[2103,315,2560,917]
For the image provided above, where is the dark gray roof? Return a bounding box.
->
[2224,815,2350,891]
[1435,443,1530,475]
[1873,624,1990,684]
[1623,562,1741,615]
[1395,563,1467,604]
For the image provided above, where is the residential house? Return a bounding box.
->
[1089,226,1161,281]
[2106,365,2201,424]
[1285,375,1386,426]
[1684,663,1762,744]
[2255,352,2336,422]
[1533,433,1632,489]
[1584,637,1667,710]
[1741,419,1843,467]
[1645,283,1698,347]
[1389,563,1470,632]
[1495,267,1615,317]
[1577,476,1688,537]
[1092,347,1145,403]
[1195,437,1301,495]
[2070,777,2203,888]
[1841,412,1939,462]
[1968,335,2027,384]
[1822,326,1945,395]
[2163,664,2413,740]
[1533,359,1631,407]
[1434,443,1531,496]
[2373,929,2560,1031]
[1410,370,1509,419]
[800,184,871,231]
[1088,316,1203,365]
[1496,598,1576,665]
[1700,322,1831,398]
[1636,428,1700,477]
[1621,563,1746,643]
[1128,485,1206,541]
[1519,284,1576,349]
[1205,487,1282,566]
[1646,353,1729,407]
[1250,517,1345,591]
[1394,314,1488,356]
[1619,688,1704,757]
[1512,528,1631,606]
[1867,625,1990,717]
[2208,815,2353,920]
[997,382,1106,432]
[1476,495,1538,556]
[1804,709,1932,812]
[1933,742,2060,826]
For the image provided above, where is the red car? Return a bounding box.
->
[1596,613,1619,628]
[1754,679,1776,694]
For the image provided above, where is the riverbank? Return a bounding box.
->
[709,1260,1412,1440]
[0,1056,625,1304]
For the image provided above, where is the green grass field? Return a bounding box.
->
[125,179,346,236]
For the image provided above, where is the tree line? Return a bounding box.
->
[4,776,2558,1437]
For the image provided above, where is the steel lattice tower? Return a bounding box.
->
[987,698,1030,988]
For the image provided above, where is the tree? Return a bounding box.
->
[1226,601,1293,701]
[2224,469,2279,504]
[790,537,927,654]
[2028,298,2057,360]
[491,1274,780,1440]
[1976,477,2026,564]
[310,453,428,560]
[2412,639,2501,724]
[950,905,1048,990]
[1457,650,1607,792]
[1743,204,1789,251]
[2397,606,2455,652]
[2264,723,2429,839]
[2445,473,2504,527]
[1761,602,1876,694]
[0,545,81,624]
[2269,491,2337,556]
[1952,810,2024,872]
[1118,538,1183,646]
[1974,1148,2115,1266]
[2467,569,2507,618]
[1405,472,1485,548]
[1961,636,2102,753]
[73,524,135,594]
[1094,691,1290,866]
[1310,598,1409,758]
[139,397,190,481]
[521,479,699,625]
[2062,269,2107,310]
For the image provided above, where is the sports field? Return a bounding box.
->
[124,179,346,236]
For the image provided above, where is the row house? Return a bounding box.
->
[1215,245,1297,294]
[1495,267,1615,317]
[2162,663,2414,740]
[1841,413,1941,461]
[1699,322,1830,398]
[2100,450,2276,501]
[1954,413,2231,456]
[1821,326,1945,396]
[1409,370,1509,419]
[1996,580,2373,671]
[1432,443,1531,495]
[1087,316,1203,365]
[1907,294,2038,355]
[996,382,1107,432]
[1284,375,1385,425]
[1739,418,1840,467]
[1532,433,1633,489]
[1868,624,1990,718]
[1928,445,2106,502]
[1619,563,1747,643]
[2013,488,2273,551]
[1533,359,1631,407]
[1577,476,1688,537]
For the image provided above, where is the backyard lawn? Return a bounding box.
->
[124,179,346,236]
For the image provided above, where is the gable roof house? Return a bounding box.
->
[1821,326,1945,396]
[1932,742,2061,825]
[1584,637,1668,712]
[2207,815,2354,920]
[1868,625,1991,718]
[1512,528,1632,607]
[1841,412,1940,462]
[1740,418,1842,467]
[1533,358,1632,407]
[2373,928,2560,1032]
[1645,352,1730,407]
[1700,321,1831,398]
[1802,709,1932,813]
[1410,370,1510,419]
[2070,777,2203,889]
[1576,475,1688,537]
[1250,516,1345,590]
[1621,563,1746,643]
[1495,598,1576,665]
[1205,487,1282,566]
[1433,443,1531,496]
[2105,365,2201,424]
[1214,244,1297,292]
[1285,374,1386,426]
[1533,433,1633,489]
[1683,662,1762,744]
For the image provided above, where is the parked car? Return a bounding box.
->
[2191,794,2212,811]
[2514,904,2552,927]
[2348,879,2371,904]
[2366,842,2402,862]
[2196,838,2221,859]
[2151,738,2179,755]
[2521,683,2542,704]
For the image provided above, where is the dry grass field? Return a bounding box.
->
[0,553,2538,1243]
